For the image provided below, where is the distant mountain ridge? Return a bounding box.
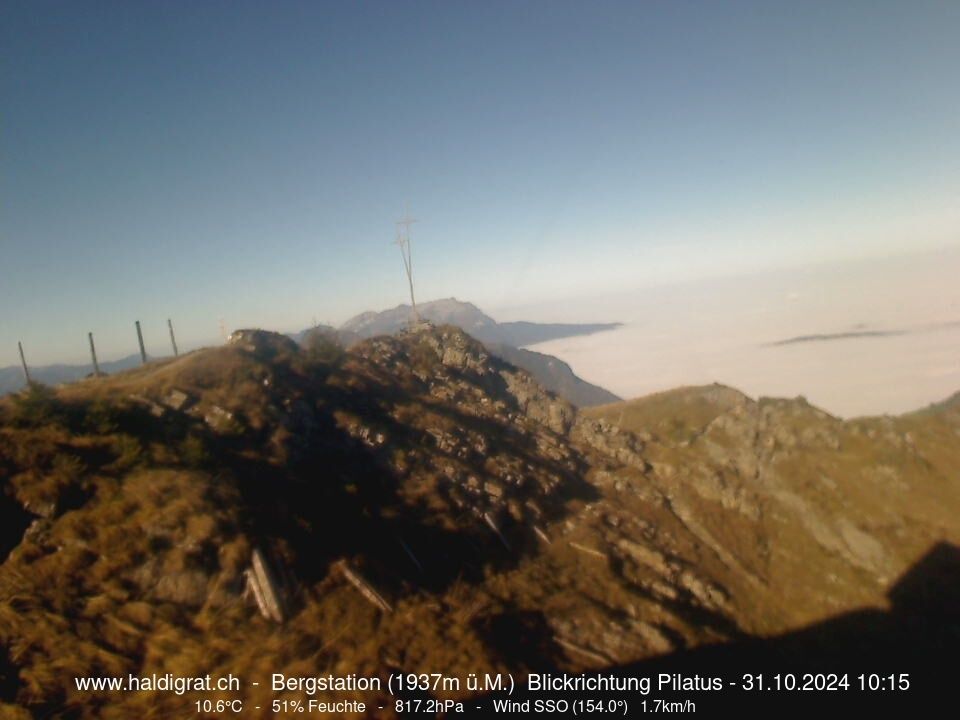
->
[0,353,145,396]
[340,297,621,347]
[335,298,621,406]
[1,299,621,407]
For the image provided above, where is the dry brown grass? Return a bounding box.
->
[1,336,958,717]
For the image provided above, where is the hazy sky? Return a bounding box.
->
[2,1,959,365]
[525,247,960,417]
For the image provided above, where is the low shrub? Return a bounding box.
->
[8,384,64,428]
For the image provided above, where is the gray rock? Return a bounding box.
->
[163,389,193,412]
[204,405,236,433]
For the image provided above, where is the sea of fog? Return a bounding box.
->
[501,248,960,418]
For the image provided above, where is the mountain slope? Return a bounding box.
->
[337,298,621,407]
[583,384,960,628]
[0,332,957,717]
[483,342,619,407]
[0,328,726,717]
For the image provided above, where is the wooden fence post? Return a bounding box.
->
[167,318,179,357]
[135,321,147,364]
[88,332,101,377]
[17,341,31,385]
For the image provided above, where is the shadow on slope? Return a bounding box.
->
[164,330,600,601]
[464,542,960,713]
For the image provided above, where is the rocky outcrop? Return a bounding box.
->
[572,417,649,470]
[228,328,300,358]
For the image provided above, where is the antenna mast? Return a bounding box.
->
[395,208,420,322]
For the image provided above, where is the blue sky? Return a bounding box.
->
[2,1,959,364]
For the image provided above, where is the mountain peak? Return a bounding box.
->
[333,298,622,408]
[341,298,495,336]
